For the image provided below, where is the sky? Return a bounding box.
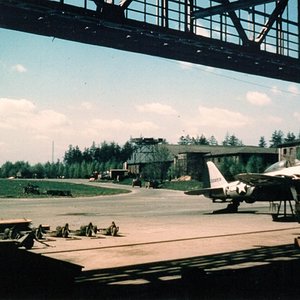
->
[1,28,300,165]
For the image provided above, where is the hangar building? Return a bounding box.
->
[127,139,278,181]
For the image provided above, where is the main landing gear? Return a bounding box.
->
[212,200,240,214]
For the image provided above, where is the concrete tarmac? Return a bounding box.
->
[1,181,300,299]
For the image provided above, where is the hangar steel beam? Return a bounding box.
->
[192,0,276,19]
[255,0,289,44]
[0,0,300,83]
[120,0,134,11]
[220,0,250,45]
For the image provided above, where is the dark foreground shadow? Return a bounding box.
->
[2,241,300,299]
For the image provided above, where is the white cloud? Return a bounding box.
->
[0,98,75,163]
[177,105,253,145]
[195,21,210,37]
[89,118,159,131]
[135,102,177,116]
[193,105,251,128]
[80,101,93,110]
[294,112,300,121]
[0,97,165,163]
[0,98,70,133]
[30,109,71,131]
[0,98,35,129]
[179,61,194,70]
[246,91,271,106]
[267,115,283,124]
[32,134,52,142]
[270,86,282,95]
[288,84,300,95]
[79,118,160,144]
[0,98,35,112]
[264,44,276,53]
[11,64,27,73]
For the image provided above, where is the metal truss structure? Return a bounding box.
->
[129,138,165,164]
[1,0,300,82]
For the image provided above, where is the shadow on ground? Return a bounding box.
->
[2,242,300,299]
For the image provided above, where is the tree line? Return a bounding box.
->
[0,130,299,179]
[0,141,135,179]
[178,130,299,147]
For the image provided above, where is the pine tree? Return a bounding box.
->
[285,131,296,143]
[208,135,218,146]
[258,136,267,148]
[269,130,284,147]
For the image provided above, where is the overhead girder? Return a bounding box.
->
[218,0,250,46]
[0,0,299,83]
[192,0,292,52]
[255,0,289,44]
[119,0,134,11]
[192,0,278,19]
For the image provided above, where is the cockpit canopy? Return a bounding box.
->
[264,159,300,173]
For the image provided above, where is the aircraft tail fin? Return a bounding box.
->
[207,161,228,188]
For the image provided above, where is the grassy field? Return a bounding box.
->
[0,179,130,198]
[160,180,203,191]
[117,178,203,191]
[0,178,203,198]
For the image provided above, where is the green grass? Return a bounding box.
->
[0,178,203,198]
[160,180,203,191]
[0,179,130,198]
[117,178,203,191]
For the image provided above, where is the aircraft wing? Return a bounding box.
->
[236,173,293,186]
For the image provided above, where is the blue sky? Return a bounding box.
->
[1,28,300,164]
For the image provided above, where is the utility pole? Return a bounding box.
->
[52,141,54,163]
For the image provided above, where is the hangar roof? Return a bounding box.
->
[277,139,300,148]
[127,144,277,164]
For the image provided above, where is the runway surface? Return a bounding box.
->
[1,180,300,299]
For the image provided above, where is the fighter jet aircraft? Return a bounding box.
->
[185,160,300,213]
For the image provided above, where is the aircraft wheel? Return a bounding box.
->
[227,201,239,213]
